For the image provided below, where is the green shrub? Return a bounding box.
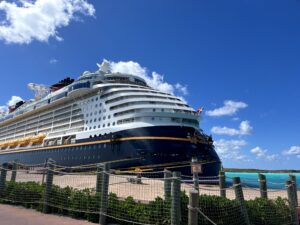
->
[4,181,44,210]
[0,181,293,225]
[246,197,292,225]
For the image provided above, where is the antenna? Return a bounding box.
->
[27,83,50,100]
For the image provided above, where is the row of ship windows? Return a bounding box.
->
[85,108,167,120]
[83,116,199,130]
[85,122,116,130]
[18,144,108,158]
[86,115,111,124]
[85,109,107,117]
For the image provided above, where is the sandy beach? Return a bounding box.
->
[6,171,298,202]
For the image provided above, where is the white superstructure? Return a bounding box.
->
[0,61,200,150]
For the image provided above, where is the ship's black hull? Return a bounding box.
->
[0,126,221,177]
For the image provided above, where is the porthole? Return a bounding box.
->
[108,123,110,127]
[108,115,111,119]
[112,122,115,126]
[94,126,96,129]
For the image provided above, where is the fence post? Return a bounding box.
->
[164,169,172,200]
[233,177,250,225]
[192,157,199,192]
[43,159,55,214]
[219,170,226,198]
[289,174,298,206]
[99,163,110,225]
[96,163,103,194]
[41,159,48,185]
[171,171,181,225]
[11,161,17,182]
[286,180,299,225]
[188,189,199,225]
[258,173,268,199]
[0,163,8,197]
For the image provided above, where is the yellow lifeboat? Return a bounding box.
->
[0,142,8,148]
[30,133,46,144]
[19,137,31,146]
[8,139,19,147]
[0,134,46,149]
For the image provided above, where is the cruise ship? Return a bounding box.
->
[0,61,220,176]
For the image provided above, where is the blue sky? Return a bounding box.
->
[0,0,299,169]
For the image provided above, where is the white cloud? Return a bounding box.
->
[49,58,58,64]
[206,100,248,117]
[0,96,24,117]
[0,0,95,44]
[239,121,253,135]
[214,139,248,161]
[0,106,7,117]
[211,120,253,136]
[282,146,300,157]
[250,146,278,161]
[108,60,188,97]
[7,96,23,106]
[175,83,188,95]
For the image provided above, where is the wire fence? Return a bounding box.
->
[0,161,299,225]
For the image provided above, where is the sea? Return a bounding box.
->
[225,172,300,190]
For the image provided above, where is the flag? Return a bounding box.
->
[197,107,203,114]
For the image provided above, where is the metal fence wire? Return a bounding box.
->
[0,162,299,225]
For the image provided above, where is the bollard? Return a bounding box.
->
[11,161,17,182]
[188,189,199,225]
[43,159,55,214]
[192,157,199,192]
[233,177,250,225]
[289,174,298,206]
[0,163,8,197]
[164,169,172,200]
[286,180,299,225]
[96,163,103,194]
[171,171,181,225]
[99,163,110,225]
[258,174,268,199]
[219,171,226,198]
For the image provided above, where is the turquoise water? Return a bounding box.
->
[225,172,300,190]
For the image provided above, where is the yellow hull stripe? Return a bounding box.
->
[0,136,191,155]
